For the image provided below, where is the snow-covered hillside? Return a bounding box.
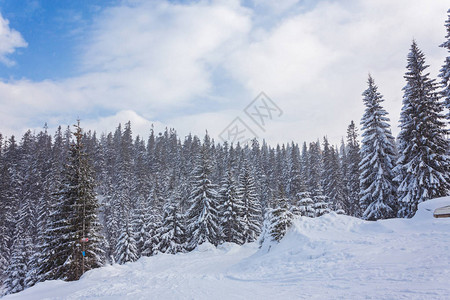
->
[5,197,450,300]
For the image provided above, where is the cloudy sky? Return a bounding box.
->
[0,0,448,145]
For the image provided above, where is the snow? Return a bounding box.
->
[5,197,450,299]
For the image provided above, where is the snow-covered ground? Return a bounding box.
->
[5,197,450,300]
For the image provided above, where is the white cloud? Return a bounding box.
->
[222,0,449,143]
[0,13,27,66]
[82,110,166,139]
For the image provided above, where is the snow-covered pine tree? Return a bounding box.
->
[308,141,322,194]
[25,127,55,288]
[329,147,346,213]
[218,168,244,244]
[322,138,345,213]
[321,137,333,196]
[293,192,315,217]
[269,186,294,242]
[141,186,163,257]
[39,121,104,281]
[237,160,262,243]
[131,194,151,257]
[313,189,330,217]
[0,135,14,284]
[185,134,220,250]
[114,215,138,264]
[359,75,398,220]
[439,9,450,120]
[396,41,450,217]
[287,142,305,200]
[345,121,361,217]
[154,189,185,254]
[2,235,31,295]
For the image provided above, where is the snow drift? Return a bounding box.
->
[5,197,450,299]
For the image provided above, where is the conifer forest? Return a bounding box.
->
[1,7,449,297]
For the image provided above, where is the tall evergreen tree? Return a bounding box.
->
[269,186,294,242]
[186,134,220,249]
[236,160,262,243]
[114,216,138,264]
[359,75,398,220]
[154,189,186,254]
[345,121,361,217]
[328,147,346,213]
[288,142,304,199]
[439,9,450,120]
[218,169,244,244]
[308,141,322,195]
[396,41,450,217]
[3,235,31,295]
[39,122,104,281]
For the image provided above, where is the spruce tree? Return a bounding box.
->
[288,142,305,199]
[114,216,138,264]
[439,9,450,120]
[308,141,322,194]
[185,134,220,249]
[218,169,244,244]
[236,160,262,243]
[313,189,330,217]
[269,186,294,242]
[294,192,315,217]
[396,41,450,217]
[3,235,30,295]
[359,75,397,220]
[39,121,104,281]
[328,147,346,213]
[345,121,361,217]
[154,190,185,254]
[322,138,345,212]
[141,187,163,257]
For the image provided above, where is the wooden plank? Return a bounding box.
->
[433,205,450,218]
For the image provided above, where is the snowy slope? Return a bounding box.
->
[5,197,450,300]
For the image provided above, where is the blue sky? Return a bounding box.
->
[0,0,448,145]
[0,0,117,80]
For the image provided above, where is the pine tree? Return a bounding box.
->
[269,186,294,242]
[328,147,346,213]
[114,216,138,264]
[186,134,220,249]
[396,41,450,217]
[308,141,322,194]
[294,192,315,217]
[237,160,262,243]
[3,235,31,295]
[141,188,163,257]
[39,121,104,281]
[131,196,151,256]
[313,189,330,217]
[345,121,361,217]
[288,142,305,199]
[439,9,450,120]
[359,75,398,220]
[218,169,244,244]
[322,138,345,212]
[154,190,185,254]
[0,135,14,283]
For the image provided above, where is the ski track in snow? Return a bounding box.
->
[4,197,450,300]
